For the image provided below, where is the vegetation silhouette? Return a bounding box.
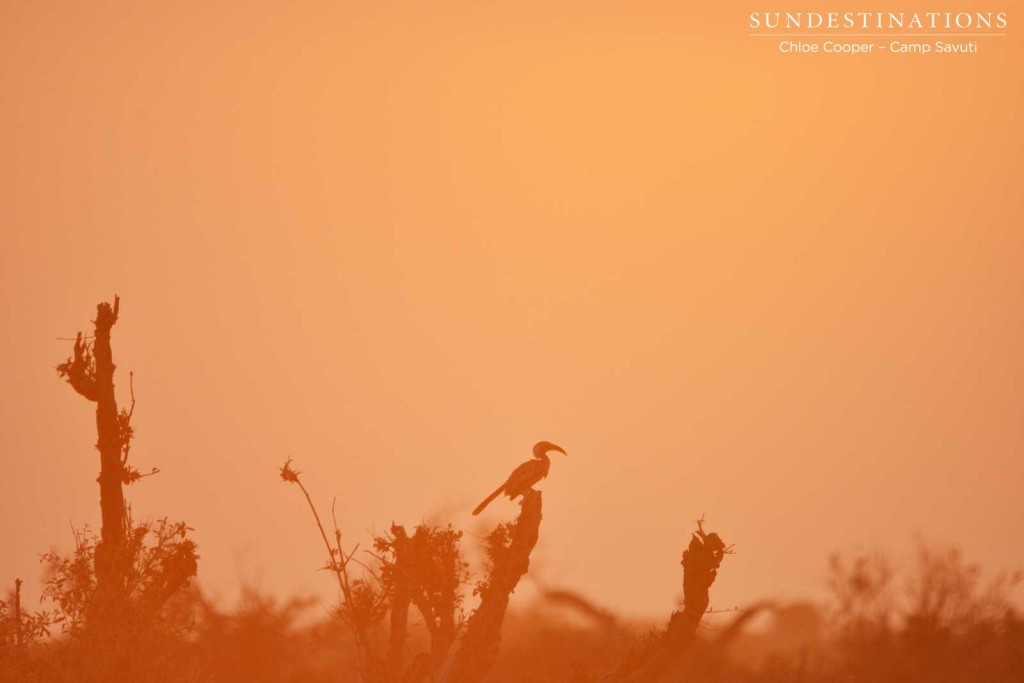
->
[1,296,1021,681]
[279,453,733,683]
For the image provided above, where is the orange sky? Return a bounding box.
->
[2,1,1022,617]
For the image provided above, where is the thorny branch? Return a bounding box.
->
[279,458,381,681]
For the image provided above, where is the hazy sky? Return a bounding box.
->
[2,1,1022,618]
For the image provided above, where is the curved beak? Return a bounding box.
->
[549,444,567,456]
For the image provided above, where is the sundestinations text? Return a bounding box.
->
[749,11,1007,30]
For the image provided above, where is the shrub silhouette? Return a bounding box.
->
[375,523,469,677]
[824,540,1024,683]
[39,516,198,634]
[690,541,1024,683]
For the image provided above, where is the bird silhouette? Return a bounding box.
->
[472,441,567,516]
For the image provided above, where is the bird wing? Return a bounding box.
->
[503,459,546,499]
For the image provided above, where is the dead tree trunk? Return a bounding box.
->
[387,526,415,680]
[437,489,543,683]
[604,520,728,682]
[13,579,22,651]
[57,296,128,621]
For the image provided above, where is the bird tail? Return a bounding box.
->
[472,484,505,516]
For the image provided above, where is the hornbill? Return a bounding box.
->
[472,441,567,516]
